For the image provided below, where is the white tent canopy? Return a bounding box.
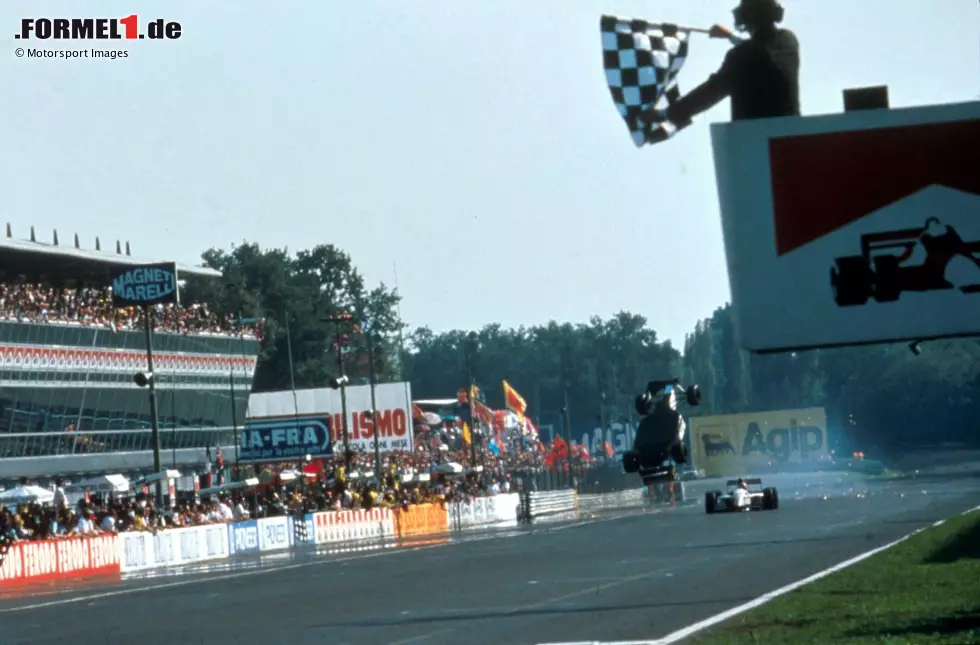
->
[431,462,465,476]
[66,474,130,494]
[0,484,54,506]
[198,478,260,497]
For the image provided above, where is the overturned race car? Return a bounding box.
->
[622,379,701,504]
[705,478,780,514]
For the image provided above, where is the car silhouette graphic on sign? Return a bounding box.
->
[831,217,980,307]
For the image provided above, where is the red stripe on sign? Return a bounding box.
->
[768,118,980,256]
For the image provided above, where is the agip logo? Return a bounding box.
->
[16,16,182,41]
[690,408,830,477]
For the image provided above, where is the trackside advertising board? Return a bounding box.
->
[689,408,829,477]
[247,383,414,453]
[0,535,120,585]
[711,101,980,352]
[240,415,332,463]
[109,262,179,307]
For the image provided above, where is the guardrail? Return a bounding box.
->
[520,489,579,523]
[449,493,521,529]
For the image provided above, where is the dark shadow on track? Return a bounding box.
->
[303,596,759,630]
[671,535,874,550]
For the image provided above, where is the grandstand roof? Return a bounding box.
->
[0,231,221,282]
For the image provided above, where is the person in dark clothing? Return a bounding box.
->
[646,0,800,125]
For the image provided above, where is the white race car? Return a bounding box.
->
[705,478,779,514]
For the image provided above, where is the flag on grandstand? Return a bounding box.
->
[474,400,493,426]
[411,403,425,420]
[544,435,569,470]
[462,421,472,446]
[602,440,615,457]
[488,436,500,456]
[502,380,527,420]
[600,15,693,147]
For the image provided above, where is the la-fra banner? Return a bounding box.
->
[240,416,332,463]
[246,382,414,453]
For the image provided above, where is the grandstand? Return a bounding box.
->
[0,226,260,484]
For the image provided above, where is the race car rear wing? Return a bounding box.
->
[726,478,763,486]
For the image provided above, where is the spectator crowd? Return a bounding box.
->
[0,453,527,546]
[0,283,261,339]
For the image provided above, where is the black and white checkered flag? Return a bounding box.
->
[601,16,692,147]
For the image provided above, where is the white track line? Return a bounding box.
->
[538,503,980,645]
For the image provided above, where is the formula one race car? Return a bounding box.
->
[705,478,779,514]
[622,379,701,492]
[642,464,686,506]
[831,217,980,307]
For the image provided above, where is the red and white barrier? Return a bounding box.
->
[313,508,393,544]
[0,535,120,586]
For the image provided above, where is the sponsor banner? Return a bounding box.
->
[257,517,293,552]
[690,408,830,477]
[294,515,316,546]
[227,520,260,556]
[240,416,332,463]
[313,508,394,544]
[118,525,230,572]
[394,503,449,538]
[247,382,415,453]
[578,422,636,462]
[110,262,179,307]
[711,102,980,352]
[0,343,255,378]
[0,535,120,585]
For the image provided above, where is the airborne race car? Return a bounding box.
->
[622,379,701,504]
[705,478,780,514]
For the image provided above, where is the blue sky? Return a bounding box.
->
[2,1,977,347]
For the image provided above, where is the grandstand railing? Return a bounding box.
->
[0,427,236,459]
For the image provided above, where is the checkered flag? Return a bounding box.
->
[601,16,693,147]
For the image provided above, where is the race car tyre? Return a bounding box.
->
[831,255,872,307]
[623,450,640,474]
[872,254,901,302]
[705,491,717,514]
[634,393,654,417]
[762,487,779,510]
[685,384,702,406]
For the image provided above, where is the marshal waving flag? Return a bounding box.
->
[502,380,527,421]
[600,15,693,147]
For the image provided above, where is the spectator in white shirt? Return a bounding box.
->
[99,514,116,532]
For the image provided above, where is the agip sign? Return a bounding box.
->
[110,262,179,307]
[689,408,829,477]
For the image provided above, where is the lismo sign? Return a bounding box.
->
[240,415,333,463]
[110,262,179,307]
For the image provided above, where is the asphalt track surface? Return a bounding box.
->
[1,471,979,645]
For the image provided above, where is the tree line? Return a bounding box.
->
[185,242,980,454]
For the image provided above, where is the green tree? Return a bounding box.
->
[181,242,404,393]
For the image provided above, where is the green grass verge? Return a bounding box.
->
[687,510,980,645]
